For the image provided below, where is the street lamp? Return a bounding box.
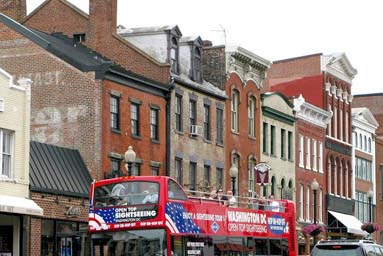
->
[124,146,136,176]
[311,178,319,245]
[229,165,238,196]
[367,188,374,223]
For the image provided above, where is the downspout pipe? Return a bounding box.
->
[166,78,175,176]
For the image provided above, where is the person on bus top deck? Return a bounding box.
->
[142,185,159,204]
[217,189,228,206]
[268,194,280,212]
[226,190,237,207]
[110,183,129,206]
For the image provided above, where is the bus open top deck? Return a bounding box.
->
[89,176,297,256]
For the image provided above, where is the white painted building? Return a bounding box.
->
[0,68,42,255]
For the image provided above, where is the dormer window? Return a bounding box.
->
[73,33,86,44]
[170,37,179,74]
[193,46,202,83]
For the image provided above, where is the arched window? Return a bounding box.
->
[364,136,367,151]
[280,178,285,199]
[299,184,304,220]
[170,37,179,74]
[368,138,372,152]
[271,176,276,196]
[193,47,202,82]
[231,90,239,132]
[248,157,256,193]
[248,97,256,137]
[306,186,310,221]
[359,134,362,149]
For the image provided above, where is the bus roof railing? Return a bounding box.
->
[184,189,286,212]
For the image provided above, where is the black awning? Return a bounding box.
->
[29,141,92,198]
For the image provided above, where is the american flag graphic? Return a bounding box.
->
[89,211,109,231]
[165,203,201,234]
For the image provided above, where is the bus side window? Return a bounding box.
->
[168,180,188,200]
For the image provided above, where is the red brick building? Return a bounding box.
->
[0,9,171,256]
[203,44,271,197]
[351,108,378,241]
[353,94,383,244]
[293,95,331,252]
[267,53,364,238]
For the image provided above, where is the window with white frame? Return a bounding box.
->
[334,106,338,139]
[364,136,367,151]
[340,109,343,141]
[299,135,304,167]
[299,184,304,220]
[345,112,349,143]
[231,90,239,132]
[359,134,362,149]
[306,137,311,170]
[248,97,255,137]
[150,108,159,141]
[306,186,310,221]
[368,138,372,153]
[318,142,323,173]
[248,157,256,193]
[328,104,332,137]
[319,189,323,222]
[0,129,14,178]
[312,139,317,171]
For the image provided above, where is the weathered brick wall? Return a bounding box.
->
[0,0,26,22]
[202,45,226,90]
[30,192,89,256]
[102,80,168,177]
[0,21,103,179]
[24,0,171,84]
[265,53,322,90]
[29,217,42,256]
[23,0,88,35]
[168,84,226,191]
[225,72,261,196]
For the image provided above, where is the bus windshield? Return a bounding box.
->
[94,181,160,207]
[91,229,167,256]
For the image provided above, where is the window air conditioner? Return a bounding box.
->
[190,125,202,136]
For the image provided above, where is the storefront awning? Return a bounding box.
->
[0,195,43,216]
[328,210,367,236]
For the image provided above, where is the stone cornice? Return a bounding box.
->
[294,95,332,128]
[321,53,357,83]
[226,46,271,89]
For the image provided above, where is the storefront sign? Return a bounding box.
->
[65,206,82,217]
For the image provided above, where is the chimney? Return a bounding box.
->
[88,0,117,51]
[0,0,27,23]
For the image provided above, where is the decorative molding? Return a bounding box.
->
[342,92,349,104]
[348,95,353,103]
[226,46,271,89]
[336,89,343,101]
[330,86,337,97]
[325,82,331,94]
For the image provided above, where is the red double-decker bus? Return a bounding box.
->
[89,176,297,256]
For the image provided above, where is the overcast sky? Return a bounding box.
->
[27,0,383,95]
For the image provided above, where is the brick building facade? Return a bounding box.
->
[353,94,383,244]
[351,108,378,241]
[293,95,331,253]
[267,53,364,238]
[203,44,270,197]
